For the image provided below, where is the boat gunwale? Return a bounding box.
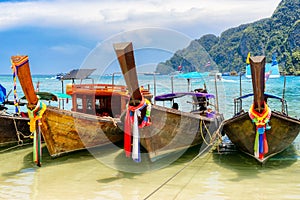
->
[45,106,122,123]
[0,113,29,120]
[152,104,221,122]
[71,83,127,92]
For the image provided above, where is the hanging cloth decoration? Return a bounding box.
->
[11,63,20,114]
[139,99,151,128]
[11,56,46,167]
[124,97,151,162]
[249,101,271,160]
[27,100,47,166]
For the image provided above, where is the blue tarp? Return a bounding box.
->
[0,84,6,104]
[21,92,71,101]
[245,63,280,78]
[174,71,205,79]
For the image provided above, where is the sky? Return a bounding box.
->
[0,0,282,75]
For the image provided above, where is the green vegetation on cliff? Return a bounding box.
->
[156,0,300,75]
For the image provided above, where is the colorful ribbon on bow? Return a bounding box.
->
[28,100,47,166]
[249,102,271,160]
[124,97,151,162]
[11,63,20,114]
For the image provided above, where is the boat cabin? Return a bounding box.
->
[60,68,153,118]
[66,84,129,118]
[66,84,154,117]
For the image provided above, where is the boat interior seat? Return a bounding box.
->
[192,95,207,111]
[96,108,113,117]
[193,88,208,111]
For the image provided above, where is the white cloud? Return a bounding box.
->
[50,44,90,55]
[0,0,282,38]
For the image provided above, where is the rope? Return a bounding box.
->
[143,129,219,200]
[0,142,32,153]
[172,154,212,199]
[199,119,213,146]
[103,116,117,127]
[12,118,33,146]
[214,120,227,153]
[11,63,20,114]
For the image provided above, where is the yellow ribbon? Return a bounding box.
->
[28,101,47,132]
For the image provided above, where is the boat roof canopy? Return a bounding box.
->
[0,84,6,104]
[22,92,71,101]
[60,69,96,80]
[155,92,214,101]
[174,71,204,79]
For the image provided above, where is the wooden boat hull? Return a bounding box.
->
[0,115,31,147]
[222,111,300,162]
[139,104,224,161]
[40,106,123,157]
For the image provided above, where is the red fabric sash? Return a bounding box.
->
[124,97,145,157]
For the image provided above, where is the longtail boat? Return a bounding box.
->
[0,83,31,147]
[11,55,137,157]
[113,42,224,162]
[221,56,300,163]
[0,110,31,147]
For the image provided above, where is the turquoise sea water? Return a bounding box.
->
[0,74,300,199]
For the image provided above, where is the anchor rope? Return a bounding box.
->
[0,142,32,153]
[0,117,34,153]
[200,119,213,146]
[143,122,222,200]
[13,118,33,142]
[172,154,212,199]
[102,116,118,127]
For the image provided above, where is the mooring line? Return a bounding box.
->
[0,142,32,153]
[143,141,216,200]
[172,153,212,199]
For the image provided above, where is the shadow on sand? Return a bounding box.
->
[96,145,206,183]
[212,144,299,180]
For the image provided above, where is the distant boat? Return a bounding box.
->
[246,63,280,79]
[143,72,160,76]
[55,72,66,80]
[245,55,280,79]
[208,70,220,76]
[169,71,182,76]
[215,72,222,81]
[222,72,231,76]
